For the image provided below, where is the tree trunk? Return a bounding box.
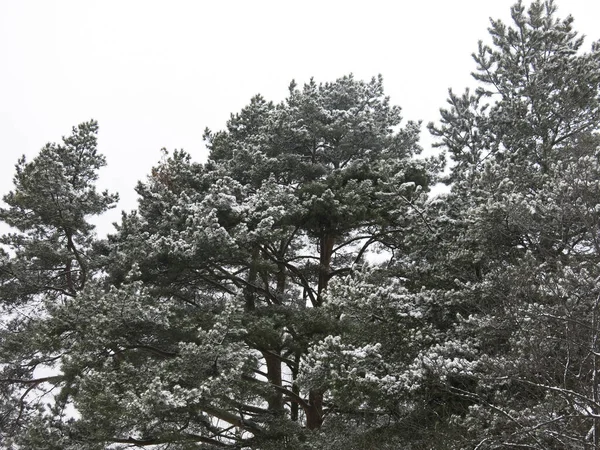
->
[316,233,335,306]
[305,389,324,429]
[303,232,335,429]
[291,353,300,422]
[263,351,284,415]
[244,247,260,310]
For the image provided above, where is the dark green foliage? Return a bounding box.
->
[1,2,599,449]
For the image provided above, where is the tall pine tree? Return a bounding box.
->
[421,1,600,447]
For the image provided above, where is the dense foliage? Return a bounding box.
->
[1,1,599,448]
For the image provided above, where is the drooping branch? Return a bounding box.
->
[202,404,265,436]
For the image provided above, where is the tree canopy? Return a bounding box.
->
[1,1,600,449]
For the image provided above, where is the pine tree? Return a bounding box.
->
[0,77,440,449]
[104,75,439,448]
[423,1,600,447]
[2,3,598,448]
[0,121,118,448]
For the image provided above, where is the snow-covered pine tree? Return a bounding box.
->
[0,121,118,448]
[3,2,597,448]
[101,75,440,449]
[0,76,440,449]
[422,1,600,447]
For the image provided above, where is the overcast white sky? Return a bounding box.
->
[1,0,599,236]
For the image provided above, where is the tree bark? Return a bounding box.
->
[244,247,260,310]
[263,351,284,415]
[305,389,324,429]
[316,233,335,306]
[291,353,300,422]
[303,232,336,429]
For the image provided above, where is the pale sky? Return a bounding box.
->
[1,0,599,236]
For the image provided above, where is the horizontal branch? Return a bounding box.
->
[109,433,230,447]
[0,375,64,385]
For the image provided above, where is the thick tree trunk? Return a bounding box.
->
[263,351,284,415]
[291,353,300,422]
[244,247,260,310]
[316,233,335,306]
[305,389,324,429]
[276,265,286,301]
[303,232,335,429]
